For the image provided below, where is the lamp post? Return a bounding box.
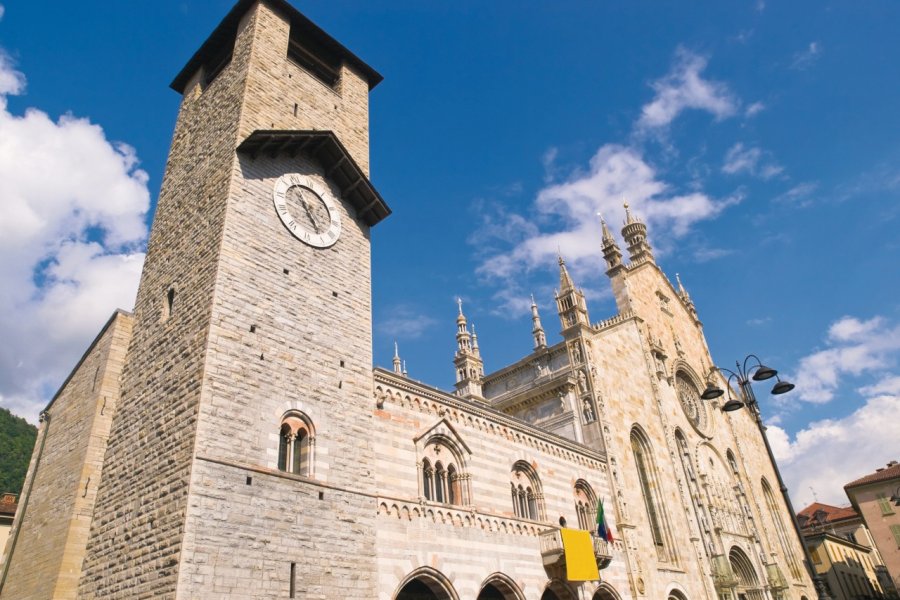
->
[701,354,832,600]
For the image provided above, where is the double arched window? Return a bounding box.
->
[511,461,545,521]
[277,411,315,477]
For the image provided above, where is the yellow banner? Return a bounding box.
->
[560,528,600,581]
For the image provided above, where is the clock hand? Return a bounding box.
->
[296,188,322,231]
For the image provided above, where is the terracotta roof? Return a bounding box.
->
[798,502,858,526]
[844,461,900,489]
[0,493,17,516]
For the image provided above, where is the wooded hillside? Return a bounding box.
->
[0,408,37,495]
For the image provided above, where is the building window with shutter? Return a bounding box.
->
[877,493,895,516]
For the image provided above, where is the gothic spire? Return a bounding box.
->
[453,299,484,401]
[620,201,654,264]
[555,256,590,330]
[455,297,471,353]
[558,255,575,291]
[531,294,547,349]
[599,212,623,271]
[393,341,402,374]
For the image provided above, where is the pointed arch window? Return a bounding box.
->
[574,480,597,531]
[762,478,802,580]
[277,411,315,477]
[631,427,673,561]
[510,461,544,521]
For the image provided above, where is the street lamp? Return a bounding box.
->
[890,486,900,507]
[703,354,832,600]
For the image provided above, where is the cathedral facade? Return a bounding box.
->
[0,2,816,599]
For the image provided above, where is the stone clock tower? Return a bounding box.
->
[76,1,389,597]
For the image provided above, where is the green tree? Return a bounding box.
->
[0,408,38,495]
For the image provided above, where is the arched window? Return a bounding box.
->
[420,438,468,506]
[631,427,672,561]
[447,464,458,505]
[435,462,446,503]
[761,478,801,580]
[574,480,597,531]
[422,459,434,501]
[510,461,544,521]
[277,411,315,477]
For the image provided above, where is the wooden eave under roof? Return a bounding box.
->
[237,130,391,227]
[170,0,382,93]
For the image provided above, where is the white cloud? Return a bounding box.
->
[376,304,438,340]
[476,144,739,285]
[790,42,823,71]
[722,142,783,179]
[774,182,818,207]
[0,49,24,98]
[746,316,772,327]
[692,246,733,263]
[769,389,900,508]
[0,5,5,22]
[789,316,900,404]
[744,101,765,118]
[637,47,739,131]
[0,49,149,422]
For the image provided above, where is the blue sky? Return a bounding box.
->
[0,1,898,508]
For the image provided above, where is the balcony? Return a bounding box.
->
[539,529,613,571]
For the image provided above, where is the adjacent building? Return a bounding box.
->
[798,502,897,599]
[0,1,819,599]
[845,462,900,594]
[0,494,16,571]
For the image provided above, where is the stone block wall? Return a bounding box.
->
[76,8,259,598]
[0,310,131,600]
[238,1,372,174]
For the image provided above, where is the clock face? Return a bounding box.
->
[273,174,342,248]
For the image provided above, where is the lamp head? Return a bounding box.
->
[752,365,778,381]
[722,398,745,412]
[771,378,795,395]
[701,384,724,400]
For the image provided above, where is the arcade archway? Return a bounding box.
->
[477,573,524,600]
[393,567,459,600]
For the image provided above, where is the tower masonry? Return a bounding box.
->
[75,1,390,597]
